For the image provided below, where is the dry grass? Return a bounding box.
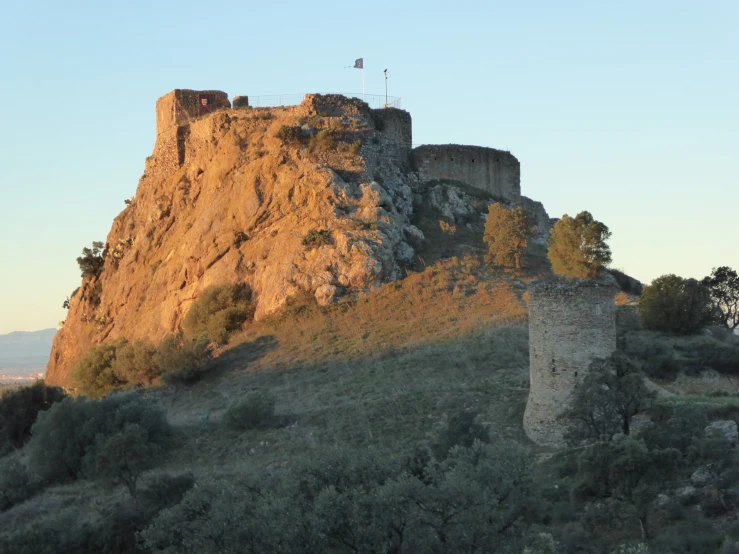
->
[148,258,532,472]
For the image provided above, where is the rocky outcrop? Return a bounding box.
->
[47,94,423,386]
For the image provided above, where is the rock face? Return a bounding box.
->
[47,94,425,386]
[46,91,546,388]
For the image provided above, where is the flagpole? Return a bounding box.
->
[362,68,365,100]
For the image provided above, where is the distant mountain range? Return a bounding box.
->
[0,329,56,379]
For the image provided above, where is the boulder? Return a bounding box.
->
[704,420,738,445]
[314,284,339,306]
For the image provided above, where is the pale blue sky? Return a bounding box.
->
[0,0,736,334]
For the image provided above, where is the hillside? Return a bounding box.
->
[4,92,739,554]
[0,329,55,381]
[46,91,549,386]
[0,329,56,359]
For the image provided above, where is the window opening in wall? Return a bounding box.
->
[451,157,454,162]
[471,158,475,163]
[574,372,578,377]
[551,357,556,372]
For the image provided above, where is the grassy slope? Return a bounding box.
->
[153,255,537,475]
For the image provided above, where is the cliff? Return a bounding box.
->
[46,91,545,387]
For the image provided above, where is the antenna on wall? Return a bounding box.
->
[383,69,389,108]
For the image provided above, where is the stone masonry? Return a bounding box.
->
[524,281,617,447]
[155,89,230,136]
[411,144,520,202]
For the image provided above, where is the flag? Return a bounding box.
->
[354,58,363,69]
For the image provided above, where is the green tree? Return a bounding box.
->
[141,441,536,554]
[155,333,213,385]
[563,352,655,442]
[111,339,160,385]
[94,423,162,498]
[547,211,612,279]
[0,380,67,454]
[76,241,106,278]
[0,457,35,511]
[71,340,127,397]
[704,266,739,330]
[28,392,171,484]
[637,274,714,334]
[576,438,680,539]
[483,203,535,269]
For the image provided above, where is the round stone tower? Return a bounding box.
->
[524,281,617,447]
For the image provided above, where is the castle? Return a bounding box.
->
[153,90,603,449]
[153,89,522,203]
[524,281,617,447]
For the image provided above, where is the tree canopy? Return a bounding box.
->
[547,211,612,279]
[562,351,655,443]
[483,203,535,269]
[704,266,739,330]
[637,274,715,334]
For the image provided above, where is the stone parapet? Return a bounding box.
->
[411,144,520,201]
[155,89,230,136]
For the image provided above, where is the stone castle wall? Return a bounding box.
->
[411,144,520,201]
[524,281,617,447]
[155,89,230,136]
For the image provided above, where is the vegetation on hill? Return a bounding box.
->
[638,274,716,334]
[483,203,535,269]
[547,211,612,279]
[704,266,739,330]
[4,252,739,552]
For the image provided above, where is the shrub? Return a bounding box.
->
[156,334,213,385]
[182,283,253,344]
[638,274,714,334]
[28,392,171,484]
[0,471,193,553]
[111,339,161,385]
[302,229,332,249]
[76,241,106,278]
[95,423,164,497]
[224,391,276,430]
[71,339,127,397]
[0,457,37,511]
[0,380,67,454]
[431,409,490,459]
[141,441,534,554]
[680,340,739,374]
[275,124,302,142]
[309,129,338,152]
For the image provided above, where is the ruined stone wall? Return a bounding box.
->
[524,281,617,447]
[371,108,412,163]
[411,145,520,201]
[155,89,230,136]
